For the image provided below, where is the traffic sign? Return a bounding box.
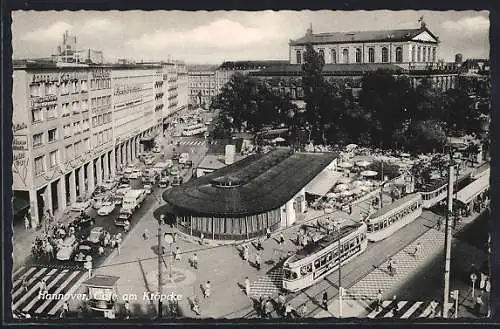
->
[450,290,459,300]
[470,273,477,282]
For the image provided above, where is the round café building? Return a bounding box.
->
[163,148,338,241]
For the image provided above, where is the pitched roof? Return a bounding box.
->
[218,60,289,70]
[290,27,437,45]
[249,63,405,76]
[163,148,338,216]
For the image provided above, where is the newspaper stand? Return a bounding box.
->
[82,275,120,319]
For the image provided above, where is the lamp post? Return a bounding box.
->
[442,157,455,318]
[334,223,343,318]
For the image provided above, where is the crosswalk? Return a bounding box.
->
[178,140,206,146]
[249,269,283,297]
[366,300,454,319]
[12,266,85,316]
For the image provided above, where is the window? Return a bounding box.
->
[31,108,43,123]
[30,84,41,97]
[331,49,336,64]
[355,48,362,63]
[411,45,416,62]
[65,145,73,160]
[422,47,427,62]
[49,150,58,168]
[342,49,349,64]
[33,133,43,147]
[381,47,388,62]
[73,122,80,134]
[432,47,436,62]
[82,119,90,131]
[296,50,301,64]
[395,47,403,63]
[368,48,375,63]
[417,46,421,62]
[318,49,325,63]
[34,156,45,175]
[48,128,57,142]
[428,47,432,62]
[63,124,72,138]
[74,141,81,155]
[46,105,57,119]
[83,138,90,152]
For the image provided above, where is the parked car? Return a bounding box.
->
[115,210,132,227]
[74,241,98,262]
[123,166,134,179]
[87,227,106,244]
[144,184,153,194]
[70,199,91,212]
[169,167,180,176]
[171,175,183,186]
[129,168,142,179]
[92,194,106,209]
[119,176,131,185]
[145,157,155,166]
[172,152,181,161]
[56,236,78,261]
[153,145,161,153]
[116,184,131,195]
[101,179,117,191]
[70,213,95,229]
[159,175,169,188]
[97,202,115,216]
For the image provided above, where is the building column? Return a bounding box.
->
[88,161,95,191]
[128,140,133,163]
[58,175,67,210]
[69,170,77,203]
[95,158,103,186]
[78,166,86,197]
[131,138,136,159]
[45,183,53,217]
[103,153,110,179]
[286,199,296,226]
[110,149,116,177]
[120,144,125,166]
[29,189,39,227]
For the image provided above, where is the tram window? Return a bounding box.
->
[327,253,333,261]
[383,220,387,228]
[367,224,373,233]
[314,259,320,268]
[300,264,312,276]
[320,256,327,267]
[350,240,356,249]
[284,270,292,280]
[343,243,349,251]
[374,223,379,231]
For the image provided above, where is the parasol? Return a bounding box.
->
[340,190,353,197]
[351,187,363,194]
[352,180,364,187]
[361,170,378,177]
[400,153,411,158]
[356,160,371,167]
[338,162,354,168]
[326,192,337,199]
[273,137,286,143]
[345,144,358,150]
[338,177,353,184]
[360,185,371,191]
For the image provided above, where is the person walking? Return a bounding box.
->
[192,296,200,315]
[264,299,273,319]
[279,233,285,245]
[413,242,422,258]
[266,228,271,239]
[200,232,205,245]
[242,244,249,261]
[255,253,261,270]
[98,245,104,256]
[284,303,293,319]
[349,204,352,215]
[322,292,328,310]
[46,243,54,261]
[21,276,29,292]
[392,295,399,317]
[387,259,394,276]
[278,293,286,315]
[39,278,47,295]
[124,220,130,232]
[376,289,383,311]
[143,228,150,240]
[203,281,211,298]
[474,293,484,316]
[191,253,198,269]
[174,246,182,261]
[60,301,69,318]
[436,217,442,231]
[24,215,30,231]
[124,300,131,319]
[480,272,487,291]
[244,277,251,296]
[257,237,263,250]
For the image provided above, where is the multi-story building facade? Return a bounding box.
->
[11,60,179,226]
[176,62,189,112]
[187,65,218,108]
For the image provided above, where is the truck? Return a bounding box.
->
[152,161,173,175]
[122,189,147,212]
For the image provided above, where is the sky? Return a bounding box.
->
[11,10,490,64]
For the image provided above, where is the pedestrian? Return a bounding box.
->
[322,292,328,310]
[255,253,261,270]
[124,300,131,319]
[258,295,264,318]
[98,245,104,256]
[159,215,165,226]
[485,278,491,293]
[349,204,352,215]
[175,246,181,261]
[244,277,251,296]
[266,228,271,239]
[285,303,293,319]
[413,242,422,258]
[265,299,273,318]
[22,276,29,292]
[278,293,286,314]
[200,232,205,245]
[192,296,200,315]
[124,220,130,232]
[190,253,198,269]
[242,244,249,261]
[24,215,30,231]
[480,272,487,291]
[203,281,211,298]
[300,303,308,318]
[143,229,150,240]
[60,301,69,318]
[392,295,399,317]
[46,243,54,261]
[376,289,383,311]
[257,237,263,250]
[387,259,394,276]
[39,279,47,295]
[116,239,121,255]
[436,217,442,231]
[279,232,285,245]
[474,293,484,316]
[429,301,437,318]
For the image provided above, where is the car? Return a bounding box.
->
[70,213,95,229]
[97,202,115,216]
[101,179,117,191]
[153,146,161,153]
[92,194,106,209]
[70,199,91,212]
[119,176,131,185]
[116,184,131,195]
[56,236,78,261]
[169,167,180,176]
[144,184,152,194]
[172,152,181,161]
[123,166,134,178]
[74,241,98,262]
[87,227,106,244]
[171,175,183,186]
[159,176,169,188]
[145,157,155,166]
[129,169,142,179]
[115,210,132,227]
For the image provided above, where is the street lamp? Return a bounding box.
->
[334,223,343,318]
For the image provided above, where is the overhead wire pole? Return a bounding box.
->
[158,226,163,318]
[338,226,342,318]
[442,158,455,318]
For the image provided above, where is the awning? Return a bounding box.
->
[305,170,342,196]
[456,172,490,205]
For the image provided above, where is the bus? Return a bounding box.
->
[282,222,368,292]
[182,123,207,137]
[366,193,423,242]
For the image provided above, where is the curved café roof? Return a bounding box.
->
[164,148,338,216]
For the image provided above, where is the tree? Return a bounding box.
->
[408,120,447,154]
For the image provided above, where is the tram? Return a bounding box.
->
[420,179,448,209]
[366,193,423,242]
[282,222,368,292]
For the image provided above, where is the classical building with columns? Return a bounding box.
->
[12,60,186,227]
